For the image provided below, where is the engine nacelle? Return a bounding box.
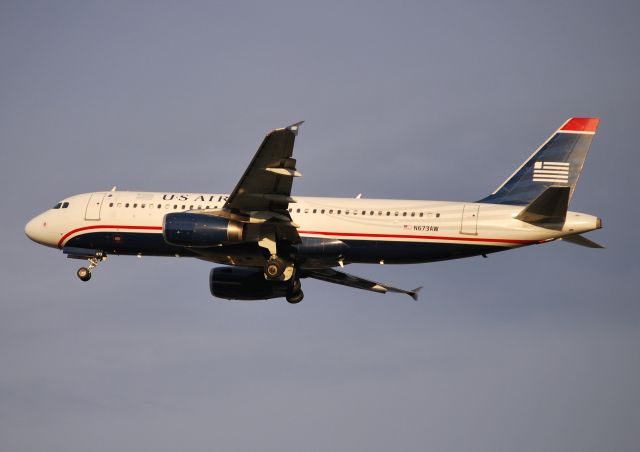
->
[163,212,244,247]
[209,267,289,300]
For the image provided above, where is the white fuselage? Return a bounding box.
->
[25,191,601,266]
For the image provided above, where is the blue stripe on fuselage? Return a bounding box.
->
[64,231,510,264]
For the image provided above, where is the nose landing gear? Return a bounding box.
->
[75,253,106,282]
[77,267,92,281]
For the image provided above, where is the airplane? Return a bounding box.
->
[24,118,603,303]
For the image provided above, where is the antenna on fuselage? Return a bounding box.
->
[356,193,362,199]
[111,186,117,192]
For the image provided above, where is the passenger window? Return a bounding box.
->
[125,203,129,208]
[313,209,317,214]
[189,205,194,209]
[402,212,407,217]
[411,212,415,217]
[370,211,374,215]
[296,208,301,213]
[304,209,309,214]
[378,211,382,216]
[329,209,334,214]
[394,212,399,216]
[321,209,325,214]
[182,205,186,210]
[109,203,114,207]
[198,205,202,209]
[345,210,350,215]
[133,203,138,208]
[420,213,424,217]
[436,213,440,218]
[173,204,177,209]
[386,212,391,216]
[337,210,342,214]
[166,204,171,209]
[157,204,161,209]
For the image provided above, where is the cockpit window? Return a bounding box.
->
[61,202,69,208]
[52,202,62,209]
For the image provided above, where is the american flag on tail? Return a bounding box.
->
[533,161,570,183]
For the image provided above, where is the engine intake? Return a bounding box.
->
[210,267,289,300]
[163,212,244,247]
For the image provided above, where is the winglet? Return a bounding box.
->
[408,286,423,301]
[280,121,304,136]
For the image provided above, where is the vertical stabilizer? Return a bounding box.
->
[479,118,599,205]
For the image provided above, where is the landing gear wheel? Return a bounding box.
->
[286,279,303,304]
[74,252,106,282]
[77,267,92,282]
[265,259,285,279]
[290,278,301,293]
[286,290,304,304]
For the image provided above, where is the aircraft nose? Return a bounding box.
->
[25,217,38,240]
[25,214,54,246]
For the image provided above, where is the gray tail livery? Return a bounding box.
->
[479,117,600,206]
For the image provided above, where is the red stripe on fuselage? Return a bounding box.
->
[58,225,163,248]
[297,230,536,245]
[58,224,538,248]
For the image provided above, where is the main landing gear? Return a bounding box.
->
[262,256,302,303]
[264,256,286,279]
[257,235,301,303]
[76,254,106,282]
[286,279,304,304]
[263,254,296,283]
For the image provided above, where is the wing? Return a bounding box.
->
[304,268,422,300]
[225,121,303,213]
[222,121,304,243]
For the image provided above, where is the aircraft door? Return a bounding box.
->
[85,193,106,220]
[460,204,479,235]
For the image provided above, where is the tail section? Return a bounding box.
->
[479,118,600,205]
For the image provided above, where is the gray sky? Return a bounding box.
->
[1,1,639,451]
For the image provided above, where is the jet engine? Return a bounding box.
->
[163,212,244,247]
[209,267,289,300]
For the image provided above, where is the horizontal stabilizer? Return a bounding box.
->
[561,234,605,248]
[516,186,570,225]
